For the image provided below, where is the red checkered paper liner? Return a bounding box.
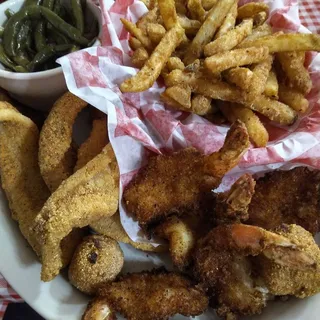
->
[1,0,320,318]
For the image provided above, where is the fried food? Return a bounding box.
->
[187,0,206,22]
[264,69,279,99]
[75,109,108,171]
[124,121,249,229]
[33,144,119,281]
[248,167,320,235]
[155,216,196,269]
[68,235,124,295]
[194,223,318,319]
[214,2,237,39]
[213,173,256,225]
[90,212,167,252]
[39,92,88,192]
[237,3,269,19]
[223,67,254,91]
[83,269,209,320]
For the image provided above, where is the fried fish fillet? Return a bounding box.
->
[33,144,119,281]
[124,120,249,229]
[83,269,209,320]
[39,92,88,192]
[248,167,320,234]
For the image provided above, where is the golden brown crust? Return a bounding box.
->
[69,235,124,295]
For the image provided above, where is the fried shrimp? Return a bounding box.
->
[33,144,119,281]
[83,269,209,320]
[69,235,124,295]
[124,120,249,229]
[39,92,88,192]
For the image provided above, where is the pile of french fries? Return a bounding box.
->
[120,0,320,147]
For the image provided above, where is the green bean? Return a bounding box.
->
[0,44,27,72]
[28,43,73,71]
[17,20,32,51]
[23,0,43,7]
[5,9,15,19]
[71,0,84,34]
[2,6,42,57]
[43,0,55,9]
[48,27,69,44]
[40,7,89,45]
[0,27,4,38]
[35,21,47,51]
[12,51,31,68]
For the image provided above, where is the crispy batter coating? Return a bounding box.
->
[248,167,320,234]
[33,144,119,281]
[213,173,256,225]
[39,92,88,192]
[124,121,249,229]
[69,235,124,295]
[75,109,108,172]
[255,224,320,298]
[90,212,167,253]
[83,269,208,320]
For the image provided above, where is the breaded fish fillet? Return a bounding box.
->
[83,269,208,320]
[248,167,320,234]
[124,120,249,229]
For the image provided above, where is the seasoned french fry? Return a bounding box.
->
[175,0,187,15]
[214,2,237,39]
[201,0,218,10]
[264,70,279,99]
[277,51,312,95]
[177,15,201,36]
[161,85,192,110]
[237,3,269,19]
[253,11,268,27]
[241,23,272,43]
[245,55,273,102]
[220,103,269,147]
[131,47,149,68]
[147,23,166,44]
[246,95,297,125]
[204,47,269,74]
[167,57,185,71]
[121,18,153,50]
[191,94,213,115]
[204,19,253,56]
[158,0,178,29]
[129,37,143,50]
[278,83,309,113]
[121,24,185,92]
[224,67,254,91]
[183,0,237,65]
[137,8,159,33]
[187,0,206,22]
[238,33,320,52]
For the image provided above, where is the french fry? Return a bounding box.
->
[204,47,269,74]
[131,47,149,68]
[278,83,309,113]
[187,0,206,22]
[237,3,269,19]
[183,0,237,65]
[253,11,268,27]
[245,55,273,102]
[147,23,166,44]
[167,57,185,71]
[224,67,254,91]
[246,95,297,125]
[241,23,272,43]
[191,94,213,115]
[277,51,312,95]
[177,15,201,36]
[137,8,159,33]
[214,2,237,39]
[161,85,192,110]
[220,103,269,147]
[129,37,143,50]
[175,0,187,15]
[158,0,178,30]
[201,0,218,10]
[204,19,253,56]
[264,70,279,99]
[238,33,320,52]
[121,24,185,92]
[121,18,153,50]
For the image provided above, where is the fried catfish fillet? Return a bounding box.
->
[194,224,317,319]
[248,167,320,234]
[124,120,249,228]
[83,269,208,320]
[33,144,119,281]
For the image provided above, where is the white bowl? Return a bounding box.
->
[0,0,101,111]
